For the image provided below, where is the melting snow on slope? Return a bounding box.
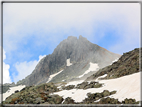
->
[3,85,25,101]
[65,80,84,87]
[66,58,72,66]
[96,74,107,81]
[110,58,119,65]
[78,62,99,78]
[46,70,64,83]
[53,72,140,102]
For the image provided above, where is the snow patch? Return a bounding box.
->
[53,72,140,102]
[99,74,107,78]
[110,58,119,65]
[94,95,113,102]
[65,80,84,87]
[78,62,99,78]
[46,70,64,83]
[96,74,107,81]
[66,58,72,66]
[3,85,25,101]
[62,99,65,104]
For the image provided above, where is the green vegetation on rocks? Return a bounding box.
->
[63,97,76,104]
[62,85,75,90]
[76,81,102,89]
[61,81,103,90]
[122,98,139,104]
[2,83,139,105]
[95,97,139,104]
[81,90,116,104]
[3,83,61,104]
[79,90,139,104]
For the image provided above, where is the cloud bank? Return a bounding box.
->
[3,50,11,84]
[3,3,140,83]
[3,3,140,54]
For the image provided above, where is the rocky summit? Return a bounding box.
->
[15,35,120,86]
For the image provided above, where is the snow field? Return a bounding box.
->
[3,85,25,101]
[66,58,72,66]
[78,62,99,78]
[110,58,119,65]
[46,70,64,83]
[53,72,141,102]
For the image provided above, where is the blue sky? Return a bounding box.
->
[2,3,140,84]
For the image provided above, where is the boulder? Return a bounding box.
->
[15,90,19,93]
[102,90,110,97]
[62,85,75,90]
[63,97,75,104]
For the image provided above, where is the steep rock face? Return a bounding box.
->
[17,36,120,86]
[86,48,140,81]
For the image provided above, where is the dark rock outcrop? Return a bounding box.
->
[62,85,75,90]
[86,48,140,81]
[3,83,61,104]
[63,97,76,104]
[81,90,117,104]
[76,81,102,89]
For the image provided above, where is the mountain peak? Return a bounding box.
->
[67,36,77,40]
[79,35,88,41]
[79,35,83,39]
[15,35,121,86]
[67,35,87,41]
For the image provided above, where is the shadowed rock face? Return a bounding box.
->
[16,35,120,86]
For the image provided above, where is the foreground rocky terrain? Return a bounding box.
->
[1,48,140,106]
[2,82,139,105]
[1,35,140,106]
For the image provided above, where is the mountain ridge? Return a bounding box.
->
[14,36,120,86]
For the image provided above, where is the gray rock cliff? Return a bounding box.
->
[16,35,121,86]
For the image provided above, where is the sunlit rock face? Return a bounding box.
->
[16,35,120,86]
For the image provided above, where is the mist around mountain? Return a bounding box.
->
[1,47,141,105]
[14,35,120,86]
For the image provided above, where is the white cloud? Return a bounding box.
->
[3,3,140,54]
[3,50,11,84]
[2,3,140,83]
[13,55,46,83]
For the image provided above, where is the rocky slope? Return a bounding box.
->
[16,35,120,86]
[1,48,140,105]
[86,48,140,81]
[2,82,139,105]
